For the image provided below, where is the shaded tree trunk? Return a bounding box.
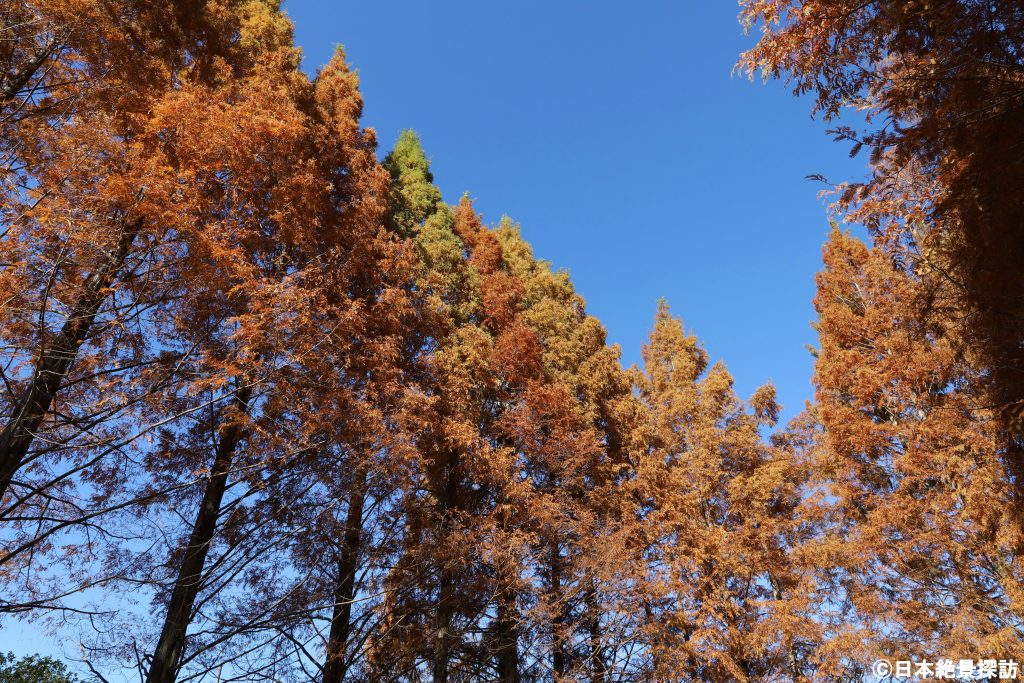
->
[322,467,368,683]
[549,544,567,680]
[431,451,458,683]
[642,599,660,683]
[432,570,453,683]
[146,384,251,683]
[494,588,520,683]
[1,39,58,105]
[585,579,605,683]
[0,218,140,502]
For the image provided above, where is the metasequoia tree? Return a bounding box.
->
[383,130,444,238]
[489,220,642,682]
[0,6,884,680]
[810,228,1024,672]
[403,198,530,683]
[737,0,1024,492]
[356,179,490,679]
[263,130,438,683]
[135,33,410,683]
[0,0,260,504]
[0,6,414,682]
[213,130,474,683]
[452,206,649,683]
[630,302,813,682]
[306,131,445,683]
[363,190,642,682]
[0,0,232,166]
[0,0,301,616]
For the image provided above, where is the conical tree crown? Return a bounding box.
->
[384,130,444,236]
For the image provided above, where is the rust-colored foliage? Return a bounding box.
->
[631,302,813,682]
[809,229,1024,671]
[0,0,300,609]
[11,3,1023,681]
[1,2,411,679]
[738,0,1024,494]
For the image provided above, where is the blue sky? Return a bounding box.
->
[285,0,867,424]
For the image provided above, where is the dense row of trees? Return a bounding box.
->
[1,0,1021,681]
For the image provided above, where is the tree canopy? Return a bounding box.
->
[1,1,1021,681]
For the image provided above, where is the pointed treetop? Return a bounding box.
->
[383,130,443,236]
[642,300,709,388]
[313,46,364,138]
[237,0,296,59]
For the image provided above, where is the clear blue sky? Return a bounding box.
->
[285,0,867,423]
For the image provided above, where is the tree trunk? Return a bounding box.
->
[322,468,368,683]
[0,218,140,502]
[146,384,251,683]
[585,579,605,683]
[431,451,458,683]
[549,544,566,680]
[494,588,520,683]
[642,599,659,683]
[1,40,57,105]
[432,571,452,683]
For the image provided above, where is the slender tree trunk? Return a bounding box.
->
[432,570,453,683]
[431,451,458,683]
[494,587,520,683]
[549,544,566,680]
[146,384,251,683]
[642,599,659,683]
[487,443,520,683]
[322,468,368,683]
[585,579,605,683]
[768,578,803,681]
[0,218,140,502]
